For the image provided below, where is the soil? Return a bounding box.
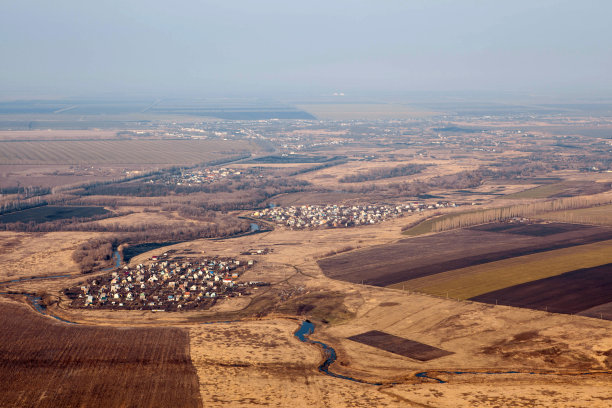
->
[347,330,454,361]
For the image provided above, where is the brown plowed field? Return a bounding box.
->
[469,222,594,236]
[318,225,612,287]
[579,301,612,320]
[0,300,202,408]
[469,263,612,317]
[347,330,453,361]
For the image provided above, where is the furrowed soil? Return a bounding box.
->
[347,330,454,361]
[318,225,612,287]
[0,299,201,408]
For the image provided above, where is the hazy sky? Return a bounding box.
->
[1,0,611,98]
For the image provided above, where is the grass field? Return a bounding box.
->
[0,139,255,165]
[389,239,612,299]
[504,181,610,199]
[541,204,612,226]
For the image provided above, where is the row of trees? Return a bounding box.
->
[429,194,612,233]
[0,196,47,215]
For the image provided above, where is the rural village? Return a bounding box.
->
[65,255,260,311]
[156,167,249,186]
[253,202,458,229]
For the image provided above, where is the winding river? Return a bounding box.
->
[294,320,383,385]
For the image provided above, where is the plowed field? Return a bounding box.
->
[0,300,201,408]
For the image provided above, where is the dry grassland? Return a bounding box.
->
[189,319,402,407]
[86,208,206,228]
[0,231,104,281]
[391,239,612,299]
[386,378,612,407]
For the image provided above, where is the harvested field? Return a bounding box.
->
[347,330,453,361]
[0,205,109,224]
[0,299,201,408]
[393,239,612,300]
[319,226,612,287]
[470,263,612,316]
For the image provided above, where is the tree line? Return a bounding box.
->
[428,194,612,233]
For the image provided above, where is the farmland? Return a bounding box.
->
[470,263,612,316]
[0,299,201,408]
[319,223,612,286]
[1,104,612,406]
[0,139,257,165]
[395,239,612,300]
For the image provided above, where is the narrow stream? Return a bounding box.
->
[25,295,77,324]
[294,320,382,385]
[101,250,122,272]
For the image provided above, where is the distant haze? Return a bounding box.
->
[1,0,611,99]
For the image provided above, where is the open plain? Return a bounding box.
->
[1,111,612,407]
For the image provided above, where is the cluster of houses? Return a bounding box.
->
[252,202,457,229]
[157,167,248,186]
[65,256,263,311]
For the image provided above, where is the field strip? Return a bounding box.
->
[540,204,612,226]
[387,239,612,300]
[0,140,254,164]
